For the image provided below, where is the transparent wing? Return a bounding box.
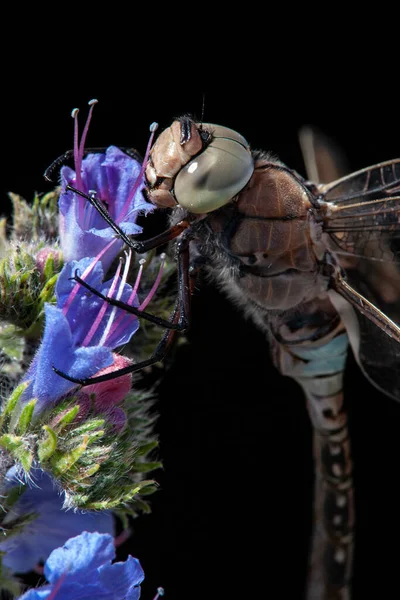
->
[320,159,400,201]
[299,125,349,183]
[319,158,400,400]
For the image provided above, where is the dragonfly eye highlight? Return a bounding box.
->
[174,124,254,214]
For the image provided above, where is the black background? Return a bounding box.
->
[3,69,400,600]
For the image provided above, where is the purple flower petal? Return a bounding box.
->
[59,146,154,272]
[1,469,114,574]
[17,532,144,600]
[21,256,143,411]
[22,305,113,411]
[44,531,115,584]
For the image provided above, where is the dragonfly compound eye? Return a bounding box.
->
[174,124,254,214]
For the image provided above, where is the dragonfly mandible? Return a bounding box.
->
[48,117,400,600]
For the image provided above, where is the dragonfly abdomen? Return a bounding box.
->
[273,307,353,600]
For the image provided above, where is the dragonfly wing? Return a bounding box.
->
[329,282,400,401]
[299,125,349,183]
[321,158,400,400]
[319,159,400,201]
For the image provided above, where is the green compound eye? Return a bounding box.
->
[174,124,254,214]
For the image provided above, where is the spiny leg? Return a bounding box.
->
[71,234,192,332]
[54,301,183,386]
[53,236,195,386]
[64,184,194,253]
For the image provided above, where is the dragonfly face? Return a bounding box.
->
[145,117,254,213]
[146,116,400,399]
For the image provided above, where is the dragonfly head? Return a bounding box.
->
[146,117,254,214]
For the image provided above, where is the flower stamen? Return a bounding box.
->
[117,122,158,223]
[71,99,98,203]
[107,257,145,341]
[139,253,166,311]
[83,258,123,347]
[78,99,98,162]
[98,250,134,347]
[62,238,119,317]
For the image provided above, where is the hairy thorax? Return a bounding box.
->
[200,158,328,312]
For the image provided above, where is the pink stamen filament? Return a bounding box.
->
[114,528,132,548]
[130,258,146,298]
[82,259,123,347]
[117,122,158,224]
[78,99,98,164]
[47,570,68,600]
[98,250,133,347]
[62,237,119,317]
[108,253,166,344]
[107,258,146,340]
[72,108,82,192]
[139,253,166,311]
[71,101,98,226]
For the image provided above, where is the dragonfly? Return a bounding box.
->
[47,117,400,600]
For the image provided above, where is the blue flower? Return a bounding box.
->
[17,531,144,600]
[1,468,114,574]
[58,102,153,273]
[21,256,142,412]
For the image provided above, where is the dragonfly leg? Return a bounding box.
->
[64,184,193,254]
[71,232,192,332]
[53,235,196,386]
[328,262,400,344]
[53,300,182,386]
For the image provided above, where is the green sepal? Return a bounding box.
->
[15,399,36,435]
[0,433,24,454]
[50,436,89,476]
[130,461,162,473]
[70,493,90,506]
[37,425,57,462]
[51,405,80,433]
[77,464,100,480]
[77,429,105,446]
[0,381,29,426]
[134,440,159,456]
[17,447,33,472]
[135,482,159,496]
[84,481,145,510]
[0,434,32,471]
[36,272,59,307]
[43,253,55,281]
[3,484,25,509]
[67,418,105,437]
[125,497,152,515]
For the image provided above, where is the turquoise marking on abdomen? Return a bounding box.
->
[291,332,349,378]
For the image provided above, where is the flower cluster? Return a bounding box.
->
[21,99,155,412]
[1,467,114,574]
[0,100,171,596]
